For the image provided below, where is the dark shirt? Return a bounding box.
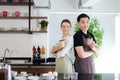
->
[74,30,96,57]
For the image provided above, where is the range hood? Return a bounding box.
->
[78,0,101,9]
[33,0,51,9]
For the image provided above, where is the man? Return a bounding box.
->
[73,13,99,80]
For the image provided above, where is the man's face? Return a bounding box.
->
[77,17,90,32]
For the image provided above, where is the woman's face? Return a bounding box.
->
[77,17,90,32]
[61,22,71,35]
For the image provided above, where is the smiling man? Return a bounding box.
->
[73,13,100,80]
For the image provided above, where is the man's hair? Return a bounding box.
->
[77,13,90,22]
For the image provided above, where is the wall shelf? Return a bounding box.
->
[0,30,28,33]
[32,30,47,33]
[0,0,48,34]
[0,16,47,19]
[0,2,34,6]
[0,30,47,33]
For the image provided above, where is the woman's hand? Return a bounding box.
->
[58,40,65,50]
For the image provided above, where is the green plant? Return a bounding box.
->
[39,20,48,29]
[74,17,104,59]
[94,74,102,80]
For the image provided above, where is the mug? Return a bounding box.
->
[59,39,66,48]
[15,11,20,17]
[2,11,8,17]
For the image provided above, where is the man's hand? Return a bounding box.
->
[89,41,99,53]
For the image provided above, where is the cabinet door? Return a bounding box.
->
[0,69,8,80]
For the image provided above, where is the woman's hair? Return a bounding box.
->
[61,19,71,27]
[77,13,90,22]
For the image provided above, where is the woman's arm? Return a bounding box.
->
[51,42,64,54]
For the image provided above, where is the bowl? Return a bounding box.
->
[42,73,54,79]
[28,76,39,80]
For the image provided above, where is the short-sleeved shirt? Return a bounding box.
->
[74,30,96,57]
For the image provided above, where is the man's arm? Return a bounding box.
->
[90,41,100,53]
[75,46,94,58]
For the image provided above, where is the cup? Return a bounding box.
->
[59,39,66,48]
[87,38,93,45]
[53,71,58,77]
[70,72,78,80]
[2,11,8,17]
[15,11,20,17]
[64,73,71,80]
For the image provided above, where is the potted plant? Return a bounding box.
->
[74,17,104,80]
[39,20,48,31]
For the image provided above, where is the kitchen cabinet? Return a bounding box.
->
[0,0,47,34]
[11,64,55,74]
[0,69,8,80]
[5,57,56,74]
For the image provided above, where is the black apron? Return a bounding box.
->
[74,35,94,80]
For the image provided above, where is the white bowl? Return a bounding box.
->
[14,76,26,80]
[42,73,54,79]
[28,76,39,80]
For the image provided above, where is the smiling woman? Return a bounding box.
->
[51,19,73,73]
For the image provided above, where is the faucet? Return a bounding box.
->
[3,48,9,65]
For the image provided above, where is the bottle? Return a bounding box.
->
[37,46,41,58]
[37,46,41,54]
[41,46,45,55]
[32,46,36,59]
[32,46,36,54]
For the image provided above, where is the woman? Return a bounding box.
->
[73,14,100,80]
[51,19,73,73]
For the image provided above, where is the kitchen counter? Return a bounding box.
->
[9,62,55,66]
[10,63,55,74]
[4,57,56,74]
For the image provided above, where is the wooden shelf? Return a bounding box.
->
[0,16,29,19]
[0,16,47,19]
[0,30,47,33]
[32,30,47,33]
[0,30,28,33]
[31,17,48,19]
[0,2,34,6]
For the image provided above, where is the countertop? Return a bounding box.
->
[8,62,56,66]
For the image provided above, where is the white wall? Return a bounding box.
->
[50,0,120,12]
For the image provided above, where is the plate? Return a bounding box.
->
[28,76,39,80]
[14,76,26,80]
